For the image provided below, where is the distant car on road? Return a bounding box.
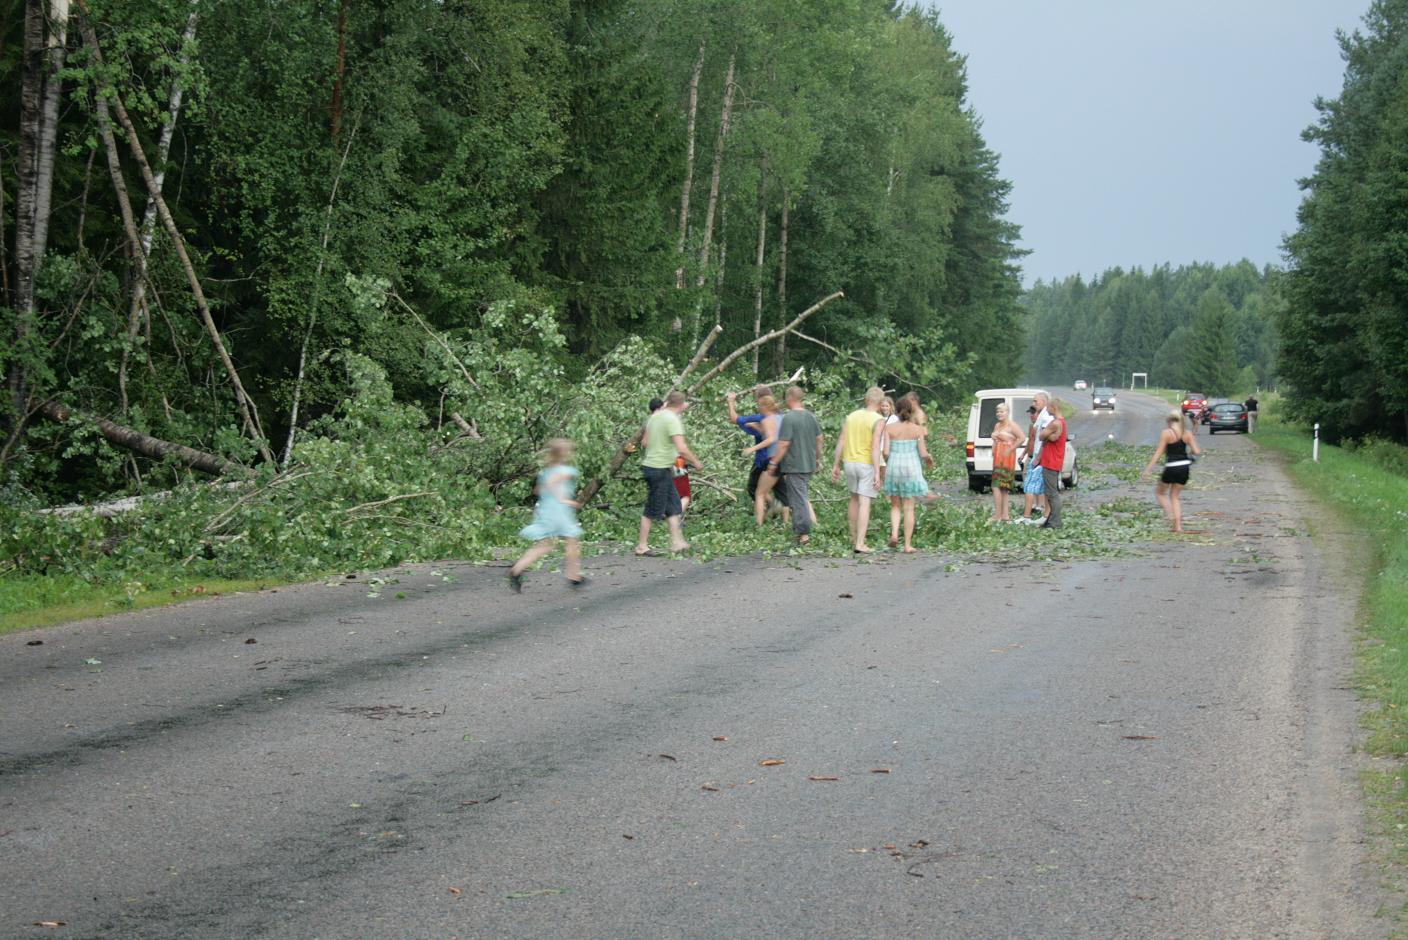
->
[1200,397,1230,424]
[1206,402,1249,434]
[1181,392,1208,419]
[1073,379,1088,391]
[965,388,1078,492]
[1091,387,1117,410]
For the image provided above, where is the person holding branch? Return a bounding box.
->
[635,391,701,555]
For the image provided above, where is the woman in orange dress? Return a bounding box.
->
[990,402,1023,522]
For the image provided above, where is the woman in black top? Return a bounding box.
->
[1141,410,1202,533]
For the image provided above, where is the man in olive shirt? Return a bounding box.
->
[768,385,824,543]
[636,390,701,555]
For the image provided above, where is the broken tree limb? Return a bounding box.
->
[676,323,723,387]
[577,292,840,511]
[36,399,242,476]
[791,329,938,394]
[575,321,728,509]
[389,289,482,392]
[77,2,274,465]
[685,290,843,396]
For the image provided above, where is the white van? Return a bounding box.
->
[964,388,1078,493]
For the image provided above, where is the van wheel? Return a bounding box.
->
[1063,459,1078,489]
[967,474,986,493]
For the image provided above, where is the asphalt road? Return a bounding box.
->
[1,395,1385,939]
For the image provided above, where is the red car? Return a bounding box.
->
[1181,392,1207,420]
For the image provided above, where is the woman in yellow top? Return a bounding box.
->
[830,386,885,553]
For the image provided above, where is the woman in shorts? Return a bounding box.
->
[1141,410,1202,533]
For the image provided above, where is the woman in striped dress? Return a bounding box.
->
[880,396,934,552]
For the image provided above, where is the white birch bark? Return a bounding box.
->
[674,43,705,289]
[690,53,736,344]
[751,177,768,375]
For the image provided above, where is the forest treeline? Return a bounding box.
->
[1022,261,1277,396]
[1280,0,1408,443]
[0,0,1023,503]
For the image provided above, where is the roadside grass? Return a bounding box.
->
[1253,416,1408,917]
[0,574,298,636]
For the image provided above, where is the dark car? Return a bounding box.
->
[1091,387,1117,410]
[1206,402,1249,434]
[1199,397,1230,424]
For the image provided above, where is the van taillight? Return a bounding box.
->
[965,441,974,458]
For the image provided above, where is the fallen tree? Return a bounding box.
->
[35,400,243,476]
[577,290,842,509]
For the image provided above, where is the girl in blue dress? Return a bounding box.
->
[509,439,585,591]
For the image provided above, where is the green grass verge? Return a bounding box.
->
[1253,419,1408,919]
[0,575,299,635]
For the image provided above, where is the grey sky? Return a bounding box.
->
[930,1,1368,285]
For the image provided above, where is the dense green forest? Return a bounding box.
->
[1022,261,1278,395]
[1280,0,1408,443]
[0,0,1023,506]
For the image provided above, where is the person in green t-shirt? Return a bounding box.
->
[768,385,824,543]
[635,390,701,555]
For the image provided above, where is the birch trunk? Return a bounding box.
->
[751,170,768,375]
[30,0,69,272]
[123,1,199,413]
[75,145,95,248]
[690,53,736,343]
[8,1,50,420]
[674,43,705,289]
[283,120,359,468]
[79,3,274,464]
[713,198,726,327]
[95,91,149,414]
[775,191,790,373]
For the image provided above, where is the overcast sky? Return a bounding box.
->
[929,0,1368,285]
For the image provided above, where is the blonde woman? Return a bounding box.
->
[880,396,934,552]
[742,394,787,526]
[1141,410,1202,533]
[990,402,1023,522]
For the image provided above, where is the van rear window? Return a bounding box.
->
[977,397,1033,438]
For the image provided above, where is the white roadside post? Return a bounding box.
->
[1313,423,1320,463]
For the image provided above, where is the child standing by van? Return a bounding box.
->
[509,439,585,592]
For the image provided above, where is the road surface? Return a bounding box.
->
[0,392,1385,938]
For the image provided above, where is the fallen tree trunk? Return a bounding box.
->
[36,400,241,476]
